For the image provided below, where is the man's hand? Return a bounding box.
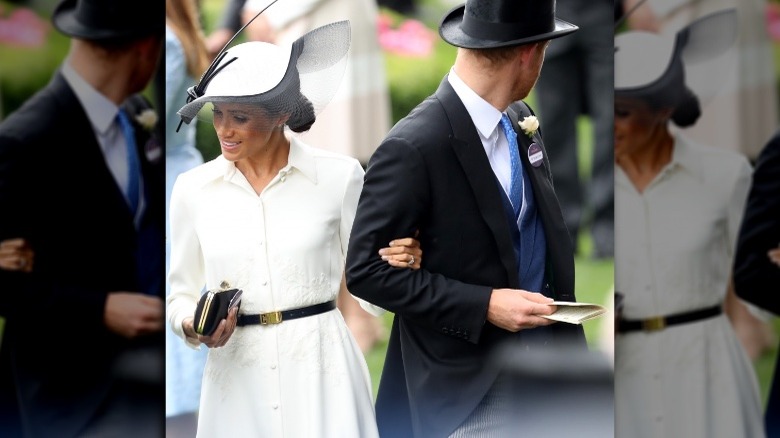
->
[104,292,164,339]
[182,307,239,348]
[487,288,557,332]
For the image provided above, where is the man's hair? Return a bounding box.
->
[472,45,523,65]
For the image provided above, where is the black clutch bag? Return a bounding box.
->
[194,288,243,336]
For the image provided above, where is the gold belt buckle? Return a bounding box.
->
[260,311,283,325]
[642,316,666,332]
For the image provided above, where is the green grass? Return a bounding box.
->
[755,320,780,408]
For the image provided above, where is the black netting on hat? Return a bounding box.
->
[177,20,351,133]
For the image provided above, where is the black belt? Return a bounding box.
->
[237,300,336,326]
[617,305,722,333]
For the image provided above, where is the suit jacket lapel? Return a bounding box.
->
[435,79,520,286]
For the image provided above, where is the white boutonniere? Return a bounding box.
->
[518,115,539,138]
[135,108,158,132]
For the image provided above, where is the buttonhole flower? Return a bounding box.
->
[135,108,158,132]
[518,115,539,138]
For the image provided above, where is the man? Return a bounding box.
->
[534,0,614,259]
[733,130,780,436]
[0,0,165,436]
[345,1,588,436]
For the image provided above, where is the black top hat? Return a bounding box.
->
[52,0,164,41]
[439,0,578,49]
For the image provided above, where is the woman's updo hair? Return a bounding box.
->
[286,93,316,133]
[670,87,701,127]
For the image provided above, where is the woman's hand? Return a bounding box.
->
[379,232,423,270]
[0,238,34,273]
[768,244,780,267]
[182,306,239,348]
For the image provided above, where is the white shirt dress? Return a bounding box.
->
[167,137,381,438]
[614,133,765,438]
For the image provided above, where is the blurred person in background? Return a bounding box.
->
[621,0,779,364]
[534,0,614,260]
[613,13,765,437]
[164,0,211,435]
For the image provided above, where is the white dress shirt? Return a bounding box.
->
[448,68,525,213]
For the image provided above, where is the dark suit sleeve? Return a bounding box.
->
[733,132,780,315]
[0,135,36,317]
[0,138,109,331]
[346,136,493,343]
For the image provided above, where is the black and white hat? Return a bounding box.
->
[615,8,738,110]
[177,20,351,133]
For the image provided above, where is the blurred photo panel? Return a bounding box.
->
[615,2,780,437]
[0,1,166,436]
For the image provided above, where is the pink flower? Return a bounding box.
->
[0,7,49,48]
[766,2,780,42]
[377,15,435,57]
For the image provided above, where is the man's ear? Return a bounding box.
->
[137,34,163,63]
[517,42,540,64]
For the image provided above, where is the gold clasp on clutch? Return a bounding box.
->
[642,316,666,332]
[260,311,283,325]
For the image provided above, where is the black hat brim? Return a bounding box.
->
[52,0,161,40]
[439,5,578,49]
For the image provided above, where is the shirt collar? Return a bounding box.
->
[218,136,318,184]
[61,59,119,135]
[287,136,317,183]
[615,131,705,188]
[668,131,705,180]
[447,67,503,140]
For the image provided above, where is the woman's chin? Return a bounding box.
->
[221,148,241,161]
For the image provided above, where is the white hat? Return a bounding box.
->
[177,20,351,133]
[615,9,737,109]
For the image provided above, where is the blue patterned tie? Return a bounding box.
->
[116,108,141,216]
[500,113,523,217]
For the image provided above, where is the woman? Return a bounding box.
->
[167,21,420,437]
[613,25,765,437]
[620,0,779,360]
